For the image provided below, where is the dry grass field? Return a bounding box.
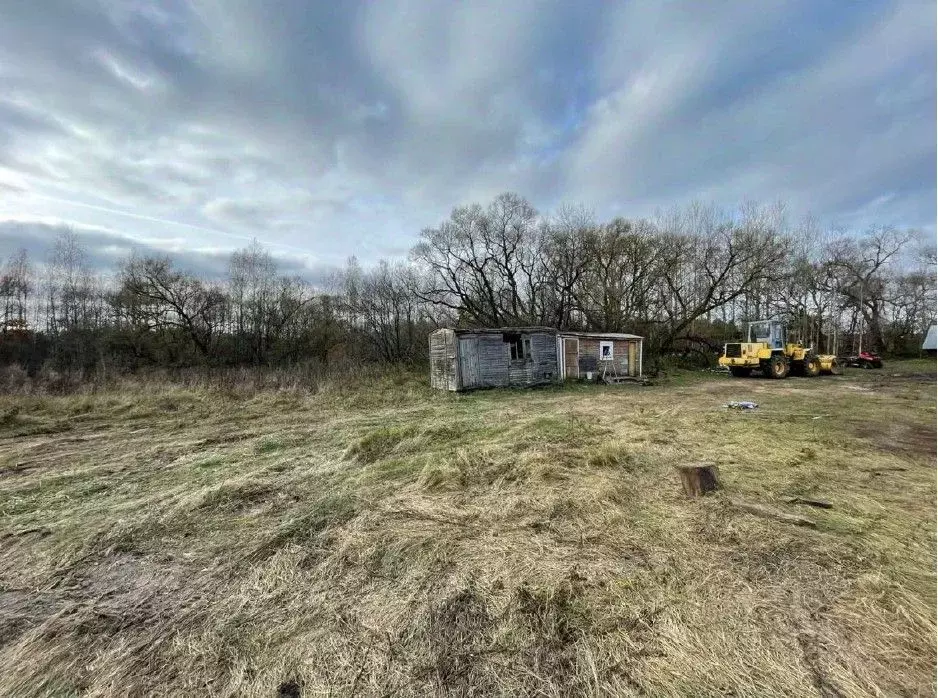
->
[0,361,935,697]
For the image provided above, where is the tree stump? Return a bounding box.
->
[676,462,722,497]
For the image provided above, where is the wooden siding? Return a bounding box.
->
[429,329,458,390]
[458,337,481,388]
[431,330,560,390]
[576,338,638,377]
[430,329,643,390]
[505,331,558,387]
[471,335,510,387]
[563,337,579,379]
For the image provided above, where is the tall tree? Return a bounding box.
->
[0,248,32,328]
[118,256,226,359]
[412,192,540,325]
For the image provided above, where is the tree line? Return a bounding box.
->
[412,194,935,362]
[1,193,934,380]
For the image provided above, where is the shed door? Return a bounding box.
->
[458,337,481,388]
[628,341,637,376]
[563,338,579,379]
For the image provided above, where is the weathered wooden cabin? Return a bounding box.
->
[558,332,643,382]
[430,327,645,391]
[429,327,560,391]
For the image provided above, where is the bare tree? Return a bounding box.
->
[412,192,540,325]
[648,203,790,360]
[228,240,280,363]
[44,229,97,336]
[571,217,661,332]
[118,256,226,359]
[825,227,918,353]
[0,248,32,329]
[345,260,427,362]
[535,204,594,329]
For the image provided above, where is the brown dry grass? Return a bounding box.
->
[0,361,934,696]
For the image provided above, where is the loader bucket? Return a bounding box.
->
[818,355,841,375]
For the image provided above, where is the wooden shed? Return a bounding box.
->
[923,324,937,356]
[558,332,643,382]
[429,327,560,391]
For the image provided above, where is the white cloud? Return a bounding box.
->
[0,0,933,274]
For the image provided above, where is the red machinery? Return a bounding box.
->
[842,350,883,369]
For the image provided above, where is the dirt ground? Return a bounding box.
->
[0,360,935,696]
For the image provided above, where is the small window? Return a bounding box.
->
[599,340,614,360]
[504,333,531,361]
[510,339,523,360]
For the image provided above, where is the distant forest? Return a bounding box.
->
[1,193,935,382]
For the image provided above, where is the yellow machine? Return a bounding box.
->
[719,320,840,379]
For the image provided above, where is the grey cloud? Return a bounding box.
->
[0,0,932,270]
[0,221,339,288]
[562,1,936,229]
[202,199,272,229]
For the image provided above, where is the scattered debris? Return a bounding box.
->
[726,401,758,410]
[731,499,817,528]
[784,497,833,509]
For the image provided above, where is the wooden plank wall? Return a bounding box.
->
[429,329,458,390]
[471,335,510,387]
[431,330,564,390]
[507,332,559,386]
[576,338,638,376]
[563,337,579,378]
[456,331,559,389]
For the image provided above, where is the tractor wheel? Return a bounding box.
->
[828,358,842,376]
[861,360,872,369]
[767,355,789,379]
[803,356,821,377]
[729,367,752,377]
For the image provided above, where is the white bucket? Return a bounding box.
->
[585,371,594,380]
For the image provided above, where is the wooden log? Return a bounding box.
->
[784,496,833,509]
[732,499,817,528]
[676,462,722,497]
[862,466,908,474]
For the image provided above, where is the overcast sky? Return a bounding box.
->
[1,0,934,280]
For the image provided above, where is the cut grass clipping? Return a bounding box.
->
[0,360,934,696]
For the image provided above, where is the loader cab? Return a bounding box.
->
[747,320,785,351]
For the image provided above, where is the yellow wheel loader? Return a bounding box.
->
[719,320,840,379]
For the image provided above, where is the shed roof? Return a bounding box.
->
[449,326,557,335]
[560,331,643,340]
[923,324,937,350]
[435,327,644,339]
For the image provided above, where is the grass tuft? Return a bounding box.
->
[346,425,418,463]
